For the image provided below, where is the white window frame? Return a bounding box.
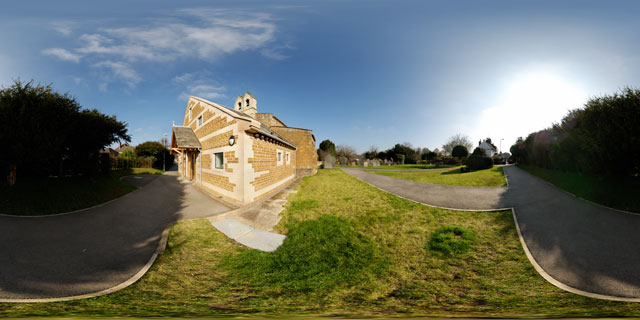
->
[286,152,290,165]
[198,115,203,126]
[277,150,283,166]
[189,107,193,121]
[214,152,224,169]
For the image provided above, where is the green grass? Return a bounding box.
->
[0,168,162,216]
[338,163,458,169]
[369,166,507,187]
[3,169,640,317]
[519,164,640,213]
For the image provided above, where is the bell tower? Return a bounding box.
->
[234,91,257,118]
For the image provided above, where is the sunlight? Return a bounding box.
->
[475,72,587,152]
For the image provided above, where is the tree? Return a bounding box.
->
[135,141,173,169]
[318,139,336,161]
[0,80,130,184]
[451,145,469,164]
[509,137,524,163]
[364,146,378,160]
[442,134,474,156]
[336,145,357,161]
[425,151,437,162]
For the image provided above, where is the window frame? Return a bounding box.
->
[286,152,290,165]
[198,115,203,126]
[277,150,283,166]
[214,152,224,169]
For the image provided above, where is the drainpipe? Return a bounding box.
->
[199,148,202,187]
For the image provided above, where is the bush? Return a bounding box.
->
[471,147,487,156]
[428,225,476,256]
[222,215,384,293]
[467,155,493,170]
[516,87,640,177]
[452,145,469,158]
[442,157,459,165]
[395,154,405,165]
[492,156,503,164]
[135,141,173,169]
[0,80,130,183]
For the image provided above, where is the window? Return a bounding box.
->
[198,115,203,126]
[238,102,242,110]
[286,152,290,165]
[214,152,224,169]
[246,99,250,107]
[189,107,192,120]
[277,150,283,165]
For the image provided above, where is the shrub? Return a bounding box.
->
[222,215,384,293]
[452,145,469,158]
[492,156,503,164]
[135,141,173,169]
[428,225,476,256]
[395,154,405,165]
[467,155,493,170]
[471,147,487,156]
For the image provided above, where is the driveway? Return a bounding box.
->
[0,174,230,301]
[343,166,640,300]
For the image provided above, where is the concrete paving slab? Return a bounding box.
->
[236,228,287,253]
[211,218,254,239]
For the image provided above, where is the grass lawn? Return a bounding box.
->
[338,163,458,169]
[0,167,162,216]
[369,166,507,187]
[519,164,640,213]
[3,169,640,317]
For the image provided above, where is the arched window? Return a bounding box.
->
[246,99,250,107]
[238,102,242,110]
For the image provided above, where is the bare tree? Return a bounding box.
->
[442,134,474,156]
[336,145,358,161]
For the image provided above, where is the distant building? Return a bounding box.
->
[478,138,498,157]
[171,92,317,206]
[100,147,119,158]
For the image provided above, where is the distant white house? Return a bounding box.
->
[478,138,498,156]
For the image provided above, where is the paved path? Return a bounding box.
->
[0,174,230,301]
[343,165,640,300]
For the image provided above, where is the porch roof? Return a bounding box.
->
[172,126,202,149]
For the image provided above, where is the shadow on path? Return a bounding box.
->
[0,174,229,300]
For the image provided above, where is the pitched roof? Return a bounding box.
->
[172,126,202,149]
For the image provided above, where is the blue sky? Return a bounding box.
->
[1,1,639,153]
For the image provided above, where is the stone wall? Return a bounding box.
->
[255,113,286,127]
[248,135,295,194]
[272,126,318,176]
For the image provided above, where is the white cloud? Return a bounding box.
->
[51,21,74,36]
[92,60,141,88]
[42,48,82,63]
[74,11,280,63]
[179,84,226,101]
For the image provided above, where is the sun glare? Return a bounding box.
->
[476,72,586,151]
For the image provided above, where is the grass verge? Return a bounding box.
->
[369,166,507,186]
[338,164,458,169]
[0,167,161,216]
[2,169,640,317]
[518,164,640,213]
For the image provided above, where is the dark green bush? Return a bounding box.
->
[514,87,640,177]
[428,225,476,256]
[452,145,469,158]
[467,155,493,170]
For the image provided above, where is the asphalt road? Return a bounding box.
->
[0,174,230,300]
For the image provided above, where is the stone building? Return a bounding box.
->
[170,92,317,205]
